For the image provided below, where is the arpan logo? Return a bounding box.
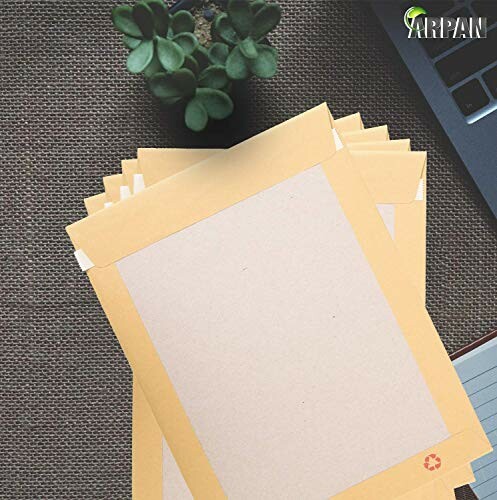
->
[404,6,487,39]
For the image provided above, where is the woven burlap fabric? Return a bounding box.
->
[1,0,495,498]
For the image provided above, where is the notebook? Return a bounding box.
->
[453,330,497,499]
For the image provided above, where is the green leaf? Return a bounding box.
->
[149,69,197,99]
[208,43,230,65]
[185,98,208,132]
[145,0,168,12]
[225,45,251,80]
[156,37,185,72]
[212,13,238,45]
[112,5,143,38]
[143,53,163,78]
[196,88,234,120]
[198,65,229,89]
[172,32,199,56]
[239,37,258,59]
[193,45,210,71]
[127,39,154,73]
[123,35,141,49]
[171,10,195,34]
[145,0,170,36]
[182,54,200,76]
[251,3,281,41]
[250,0,266,14]
[248,44,277,78]
[132,2,155,39]
[228,0,254,39]
[150,73,180,98]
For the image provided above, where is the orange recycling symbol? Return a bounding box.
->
[423,454,442,471]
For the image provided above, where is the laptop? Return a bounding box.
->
[374,1,497,218]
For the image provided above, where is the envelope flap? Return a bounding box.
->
[333,112,363,133]
[348,139,411,152]
[138,149,223,186]
[67,103,337,268]
[341,125,389,143]
[121,158,138,170]
[121,159,139,190]
[350,150,427,203]
[84,193,106,214]
[103,173,123,203]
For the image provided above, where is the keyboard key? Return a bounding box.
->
[435,27,497,86]
[452,79,490,115]
[421,8,471,57]
[483,65,497,97]
[472,0,497,27]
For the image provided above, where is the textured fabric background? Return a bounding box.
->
[0,1,495,498]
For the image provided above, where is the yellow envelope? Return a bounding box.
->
[94,117,400,500]
[90,147,475,499]
[90,162,472,498]
[85,140,473,500]
[83,195,175,500]
[103,174,128,204]
[94,115,376,499]
[348,148,476,496]
[134,148,473,499]
[70,104,489,498]
[122,159,141,194]
[348,139,411,152]
[84,160,470,500]
[341,124,389,143]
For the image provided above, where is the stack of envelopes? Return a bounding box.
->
[68,104,492,499]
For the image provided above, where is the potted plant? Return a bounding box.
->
[112,0,281,132]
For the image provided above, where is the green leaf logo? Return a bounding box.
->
[404,6,428,31]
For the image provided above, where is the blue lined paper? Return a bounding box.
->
[454,336,497,499]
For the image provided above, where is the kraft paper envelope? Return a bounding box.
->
[103,174,129,204]
[348,139,411,152]
[341,124,389,143]
[94,120,409,499]
[95,116,388,499]
[347,150,477,497]
[85,149,470,499]
[90,124,473,497]
[69,104,490,498]
[85,136,473,499]
[95,128,441,500]
[330,112,364,133]
[84,193,186,500]
[123,144,475,497]
[351,149,427,300]
[84,119,480,498]
[89,131,471,496]
[122,159,143,194]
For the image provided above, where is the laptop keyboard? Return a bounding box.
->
[452,79,489,116]
[420,7,472,57]
[483,65,497,97]
[435,28,497,87]
[410,0,497,121]
[472,1,497,26]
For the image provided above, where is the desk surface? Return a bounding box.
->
[1,1,495,498]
